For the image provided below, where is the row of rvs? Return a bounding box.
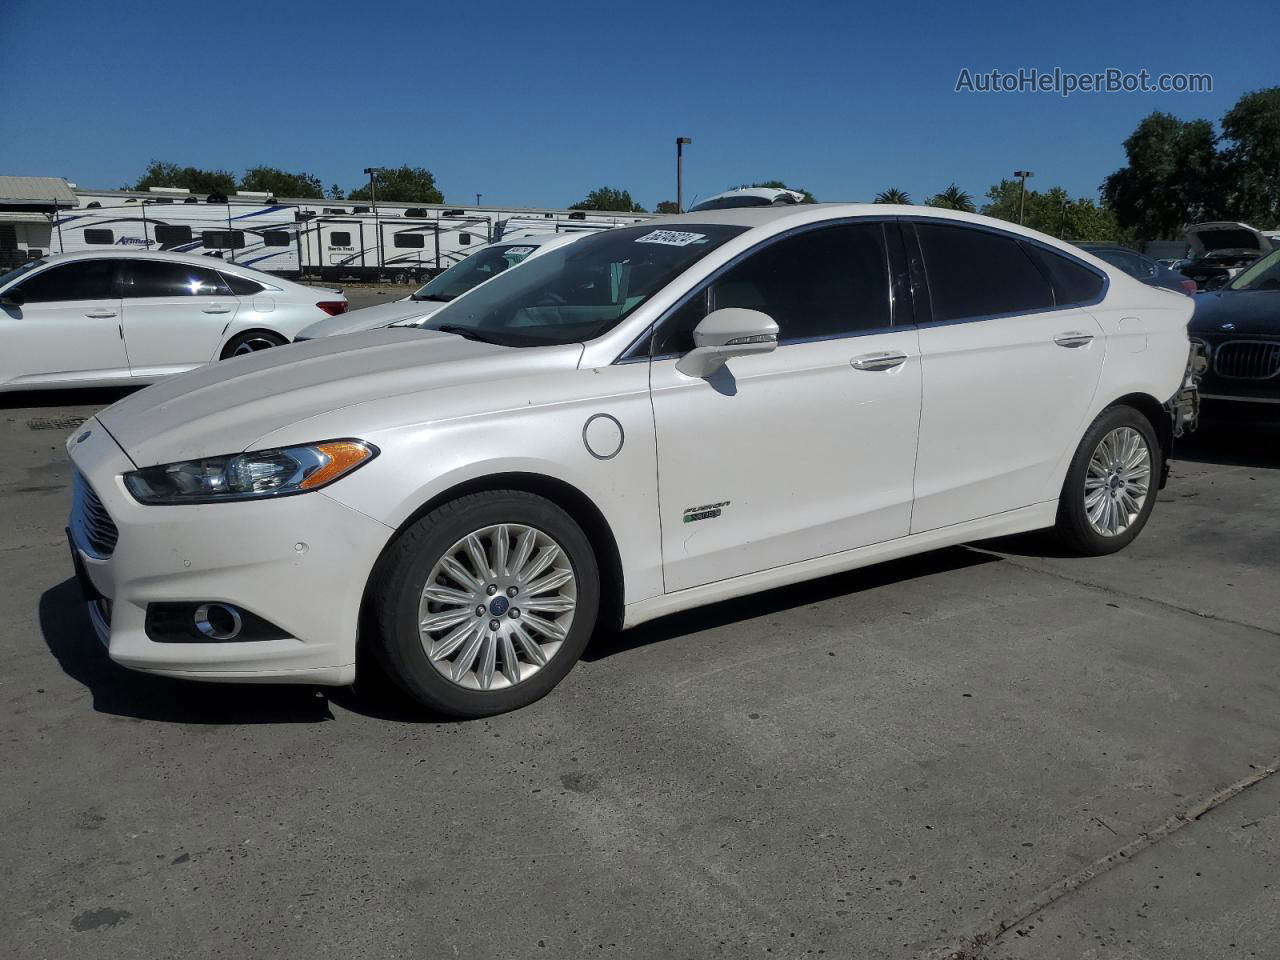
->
[5,186,654,280]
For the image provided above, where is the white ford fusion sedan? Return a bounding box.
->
[1,250,347,391]
[67,206,1199,716]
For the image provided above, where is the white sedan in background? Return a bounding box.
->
[68,206,1198,718]
[293,232,586,341]
[0,249,346,391]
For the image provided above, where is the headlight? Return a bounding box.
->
[123,440,377,505]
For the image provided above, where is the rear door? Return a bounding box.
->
[119,259,241,377]
[0,259,129,387]
[907,220,1106,532]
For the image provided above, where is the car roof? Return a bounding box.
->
[37,247,270,271]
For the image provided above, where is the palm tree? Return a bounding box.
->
[926,184,976,212]
[874,188,911,204]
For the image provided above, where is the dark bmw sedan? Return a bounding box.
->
[1189,248,1280,413]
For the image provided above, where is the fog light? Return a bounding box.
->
[193,603,243,640]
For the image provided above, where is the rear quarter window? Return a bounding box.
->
[1024,244,1106,305]
[915,222,1055,321]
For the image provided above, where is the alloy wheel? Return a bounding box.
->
[418,524,577,690]
[1083,426,1152,536]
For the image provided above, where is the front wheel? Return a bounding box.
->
[1055,405,1162,555]
[371,491,600,717]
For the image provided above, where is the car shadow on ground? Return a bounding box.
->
[1173,415,1280,469]
[1,386,139,411]
[583,546,999,662]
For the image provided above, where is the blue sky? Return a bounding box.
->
[3,0,1275,210]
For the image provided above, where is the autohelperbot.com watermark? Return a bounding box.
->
[955,67,1212,98]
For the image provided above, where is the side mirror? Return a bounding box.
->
[0,289,23,308]
[675,308,778,378]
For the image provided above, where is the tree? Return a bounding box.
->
[738,180,816,202]
[327,183,345,200]
[570,187,646,212]
[874,188,911,204]
[1220,87,1280,229]
[129,160,236,196]
[1101,112,1222,240]
[925,184,975,211]
[654,200,680,214]
[348,166,443,204]
[238,166,324,198]
[981,179,1131,243]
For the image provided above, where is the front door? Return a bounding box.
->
[649,221,922,593]
[0,259,129,387]
[120,259,241,377]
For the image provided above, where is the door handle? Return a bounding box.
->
[84,310,117,319]
[851,351,908,371]
[1054,331,1095,348]
[202,306,232,314]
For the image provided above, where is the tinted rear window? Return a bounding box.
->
[1025,244,1106,305]
[916,222,1055,321]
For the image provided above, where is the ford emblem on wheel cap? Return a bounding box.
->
[489,595,510,616]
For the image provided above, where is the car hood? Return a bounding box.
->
[1189,290,1280,336]
[1186,222,1273,258]
[97,328,584,466]
[293,298,445,340]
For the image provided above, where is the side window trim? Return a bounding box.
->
[902,215,1108,327]
[620,216,903,363]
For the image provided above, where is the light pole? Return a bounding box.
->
[476,193,482,207]
[676,137,693,212]
[364,167,382,279]
[1013,170,1034,225]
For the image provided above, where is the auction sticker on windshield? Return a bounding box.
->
[634,230,708,247]
[504,246,535,256]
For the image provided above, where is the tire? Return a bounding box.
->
[220,329,287,360]
[1055,404,1162,555]
[371,490,600,717]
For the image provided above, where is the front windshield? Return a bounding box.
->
[419,224,747,346]
[1228,249,1280,291]
[689,195,774,212]
[0,259,46,289]
[411,243,541,302]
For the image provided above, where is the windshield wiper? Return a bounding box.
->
[435,324,510,345]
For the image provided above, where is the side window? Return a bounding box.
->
[262,231,291,247]
[220,272,263,296]
[1022,244,1105,306]
[459,232,472,246]
[153,224,193,246]
[15,260,117,302]
[329,231,352,246]
[916,222,1055,321]
[126,260,231,298]
[201,230,246,250]
[84,229,114,245]
[394,233,426,248]
[653,222,891,355]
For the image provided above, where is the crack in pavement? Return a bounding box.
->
[965,545,1280,640]
[936,758,1280,959]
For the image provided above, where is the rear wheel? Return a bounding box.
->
[1055,405,1161,555]
[371,491,600,717]
[220,330,287,359]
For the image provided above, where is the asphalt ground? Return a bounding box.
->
[1,383,1277,959]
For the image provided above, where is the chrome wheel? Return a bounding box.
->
[1084,426,1151,537]
[418,524,577,690]
[232,336,279,356]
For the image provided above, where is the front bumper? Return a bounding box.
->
[66,422,393,684]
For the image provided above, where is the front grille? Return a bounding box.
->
[71,471,119,559]
[1214,340,1280,381]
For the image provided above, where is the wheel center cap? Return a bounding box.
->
[1110,474,1122,490]
[489,596,510,616]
